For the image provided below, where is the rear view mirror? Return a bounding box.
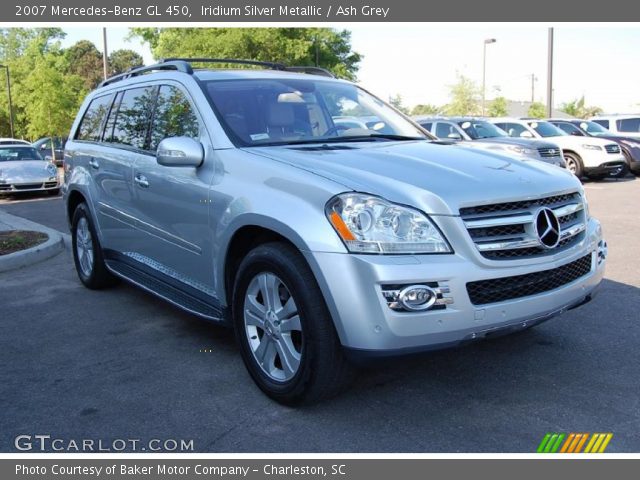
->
[156,137,204,167]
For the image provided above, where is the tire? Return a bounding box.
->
[71,202,118,289]
[563,152,584,178]
[232,242,355,405]
[47,188,60,196]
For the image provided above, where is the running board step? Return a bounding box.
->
[106,260,225,321]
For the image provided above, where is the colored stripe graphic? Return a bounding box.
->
[539,433,613,453]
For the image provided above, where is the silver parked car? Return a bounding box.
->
[0,145,60,196]
[64,59,606,404]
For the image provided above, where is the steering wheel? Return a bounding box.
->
[322,124,352,137]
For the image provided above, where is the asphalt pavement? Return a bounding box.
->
[0,179,639,452]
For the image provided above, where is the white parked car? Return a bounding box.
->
[0,145,60,196]
[0,138,30,146]
[490,118,627,179]
[590,115,640,139]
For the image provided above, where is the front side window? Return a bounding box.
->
[497,122,527,137]
[555,122,583,136]
[203,78,427,146]
[105,86,156,150]
[435,122,458,139]
[76,94,114,142]
[149,86,200,151]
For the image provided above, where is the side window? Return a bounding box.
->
[435,122,455,139]
[149,85,200,151]
[419,122,432,131]
[593,119,609,129]
[106,86,157,150]
[556,122,582,135]
[617,118,640,133]
[502,123,527,137]
[76,94,114,142]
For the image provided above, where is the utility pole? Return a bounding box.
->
[0,64,14,138]
[546,28,554,117]
[482,38,497,116]
[531,73,536,103]
[102,28,109,80]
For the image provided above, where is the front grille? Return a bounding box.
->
[466,253,592,305]
[537,147,561,158]
[44,181,58,188]
[13,183,42,190]
[605,144,621,154]
[460,192,587,260]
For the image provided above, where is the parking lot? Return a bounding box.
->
[1,178,639,453]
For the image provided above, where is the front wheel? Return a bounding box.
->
[232,242,354,405]
[564,152,584,178]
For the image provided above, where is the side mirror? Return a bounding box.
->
[520,131,534,138]
[156,137,204,167]
[447,133,462,140]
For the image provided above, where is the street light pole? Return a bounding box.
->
[546,28,554,117]
[482,38,496,116]
[102,28,109,80]
[0,64,14,138]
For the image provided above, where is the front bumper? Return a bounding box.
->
[0,178,60,194]
[305,218,605,355]
[580,149,626,171]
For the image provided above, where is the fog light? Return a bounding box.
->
[398,285,437,311]
[597,240,607,264]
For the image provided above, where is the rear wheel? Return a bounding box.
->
[232,242,354,405]
[71,203,117,289]
[563,152,584,178]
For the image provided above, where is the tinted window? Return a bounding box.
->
[76,94,113,142]
[435,122,457,139]
[592,119,609,129]
[498,123,528,137]
[419,122,432,131]
[527,121,565,138]
[555,122,583,135]
[149,86,200,151]
[458,120,506,139]
[617,118,640,133]
[106,87,156,150]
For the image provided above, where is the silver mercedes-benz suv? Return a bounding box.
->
[63,59,606,404]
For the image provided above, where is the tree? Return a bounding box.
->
[488,96,508,117]
[129,28,361,80]
[444,73,480,116]
[109,49,144,76]
[527,102,547,119]
[560,96,603,119]
[389,94,409,115]
[411,104,441,116]
[65,40,103,90]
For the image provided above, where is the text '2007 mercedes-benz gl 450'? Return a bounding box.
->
[63,59,606,404]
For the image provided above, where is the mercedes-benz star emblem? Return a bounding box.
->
[535,207,561,249]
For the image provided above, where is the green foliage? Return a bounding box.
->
[411,104,441,116]
[109,49,144,76]
[560,96,603,119]
[388,94,409,115]
[527,102,547,119]
[129,28,361,80]
[488,96,508,117]
[444,73,481,116]
[65,40,103,90]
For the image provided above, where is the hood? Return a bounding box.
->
[0,160,56,181]
[545,134,615,149]
[247,140,579,215]
[473,136,557,149]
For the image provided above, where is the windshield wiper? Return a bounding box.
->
[256,134,426,147]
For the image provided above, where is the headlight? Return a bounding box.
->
[505,145,535,157]
[582,144,603,151]
[325,193,452,254]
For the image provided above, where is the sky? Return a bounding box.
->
[60,25,640,113]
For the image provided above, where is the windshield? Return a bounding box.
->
[457,120,507,139]
[580,121,610,136]
[203,78,428,146]
[527,121,567,138]
[0,147,44,162]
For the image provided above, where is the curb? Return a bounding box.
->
[0,211,70,273]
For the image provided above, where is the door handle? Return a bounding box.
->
[89,159,99,170]
[134,173,149,188]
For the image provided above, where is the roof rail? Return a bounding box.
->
[99,60,193,87]
[99,58,336,88]
[283,66,335,78]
